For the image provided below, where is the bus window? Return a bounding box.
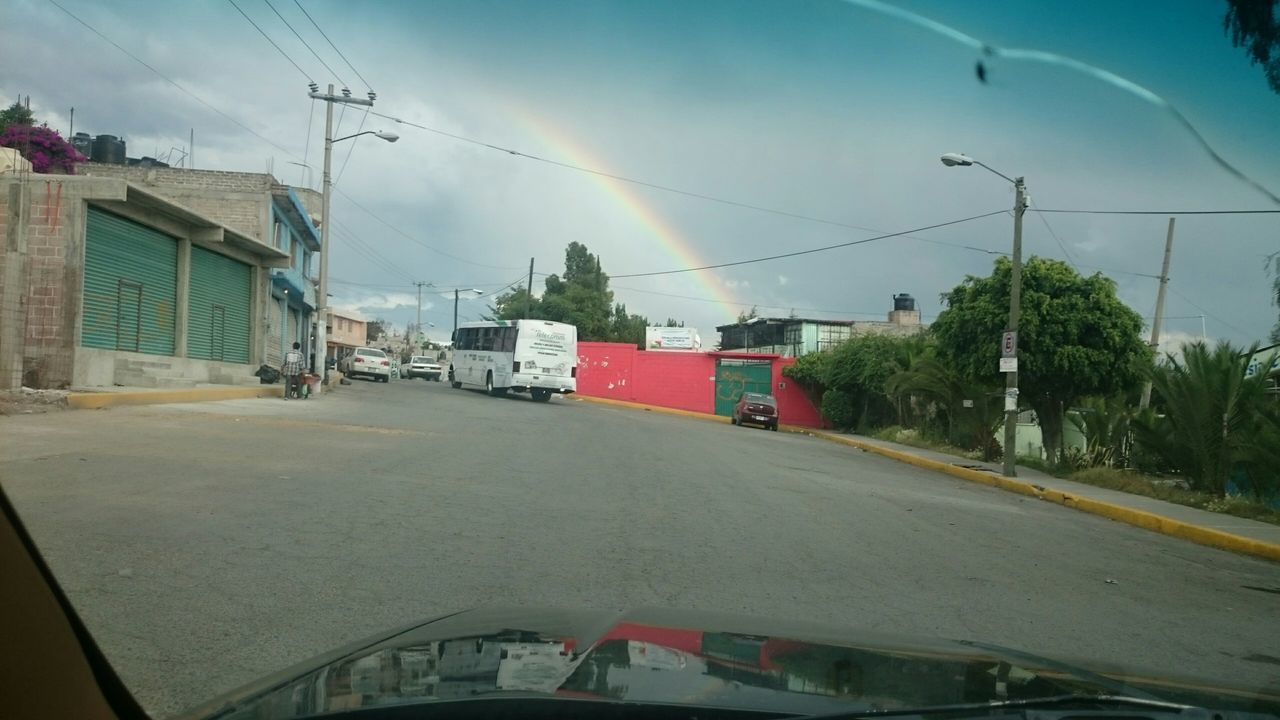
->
[500,327,516,352]
[480,328,495,351]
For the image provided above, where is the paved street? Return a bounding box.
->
[2,379,1278,717]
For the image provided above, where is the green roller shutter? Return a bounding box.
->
[188,246,252,363]
[82,208,178,355]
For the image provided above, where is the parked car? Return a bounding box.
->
[404,355,443,381]
[343,347,392,382]
[731,392,779,430]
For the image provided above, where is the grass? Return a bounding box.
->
[1065,467,1280,526]
[867,425,1280,527]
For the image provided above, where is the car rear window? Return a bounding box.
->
[356,348,386,358]
[744,393,776,405]
[411,357,429,363]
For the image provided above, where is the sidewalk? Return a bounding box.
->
[67,383,284,409]
[827,432,1280,558]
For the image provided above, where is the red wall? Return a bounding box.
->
[575,342,824,427]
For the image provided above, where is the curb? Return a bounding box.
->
[573,394,1280,563]
[68,385,284,410]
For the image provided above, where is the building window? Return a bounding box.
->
[291,241,301,270]
[273,221,285,249]
[302,250,311,277]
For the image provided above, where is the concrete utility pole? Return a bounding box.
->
[525,257,534,319]
[1139,218,1176,410]
[306,83,379,392]
[414,281,429,348]
[1002,177,1026,478]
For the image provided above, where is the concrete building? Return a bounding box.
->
[79,163,323,371]
[717,294,925,357]
[0,173,288,389]
[326,308,368,365]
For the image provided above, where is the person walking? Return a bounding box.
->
[282,342,305,399]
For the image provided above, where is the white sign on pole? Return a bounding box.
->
[962,399,974,408]
[645,327,701,350]
[1004,388,1019,411]
[999,357,1018,373]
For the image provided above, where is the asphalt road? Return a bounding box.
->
[2,377,1278,717]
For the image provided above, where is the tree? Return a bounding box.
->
[1133,341,1279,498]
[0,124,85,174]
[782,333,923,431]
[488,242,682,345]
[1223,0,1280,94]
[736,306,760,324]
[886,353,1003,458]
[931,257,1150,464]
[1268,252,1280,343]
[366,318,388,343]
[0,101,34,132]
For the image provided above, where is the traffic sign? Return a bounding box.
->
[1001,331,1017,358]
[999,357,1018,373]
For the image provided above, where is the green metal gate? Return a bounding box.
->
[714,359,773,416]
[188,246,252,363]
[82,208,178,355]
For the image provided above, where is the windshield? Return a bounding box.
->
[2,2,1279,719]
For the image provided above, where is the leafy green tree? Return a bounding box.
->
[1223,0,1280,94]
[1134,341,1279,498]
[736,305,759,324]
[366,318,387,343]
[931,257,1150,464]
[488,242,682,344]
[0,101,34,132]
[886,353,1003,458]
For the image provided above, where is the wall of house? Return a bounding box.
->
[80,164,273,241]
[575,342,825,426]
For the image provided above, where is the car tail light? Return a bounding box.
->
[354,357,364,363]
[512,361,521,373]
[380,360,389,366]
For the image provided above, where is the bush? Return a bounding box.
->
[821,388,857,429]
[0,124,86,174]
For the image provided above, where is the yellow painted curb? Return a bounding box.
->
[68,385,284,410]
[810,431,1280,564]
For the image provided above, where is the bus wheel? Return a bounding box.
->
[486,372,505,397]
[531,388,552,402]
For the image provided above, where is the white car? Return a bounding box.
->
[344,347,392,382]
[404,355,443,381]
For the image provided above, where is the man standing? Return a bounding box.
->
[282,342,305,399]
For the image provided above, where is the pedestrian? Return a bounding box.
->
[282,342,305,399]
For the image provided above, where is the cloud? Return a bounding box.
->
[333,292,419,313]
[1156,330,1208,359]
[778,275,789,286]
[723,279,750,289]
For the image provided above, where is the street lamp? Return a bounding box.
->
[449,288,484,341]
[941,152,1027,478]
[308,82,397,394]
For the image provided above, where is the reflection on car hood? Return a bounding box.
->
[178,607,1280,719]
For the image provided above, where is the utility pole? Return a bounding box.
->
[308,83,375,393]
[414,281,428,347]
[1002,177,1026,478]
[525,257,534,319]
[1140,218,1176,410]
[453,289,460,343]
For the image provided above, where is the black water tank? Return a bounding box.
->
[91,134,126,164]
[893,293,916,311]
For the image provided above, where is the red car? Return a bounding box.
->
[731,392,779,431]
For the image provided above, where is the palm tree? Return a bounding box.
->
[887,355,1002,459]
[1134,341,1278,497]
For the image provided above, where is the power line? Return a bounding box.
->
[47,0,302,160]
[226,0,313,82]
[1168,286,1253,338]
[329,219,416,283]
[335,107,370,186]
[262,0,347,86]
[292,0,375,91]
[1029,199,1078,271]
[1033,208,1280,215]
[610,210,1008,278]
[332,187,523,271]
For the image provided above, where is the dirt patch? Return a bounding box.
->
[0,387,70,415]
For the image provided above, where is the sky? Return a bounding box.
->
[3,0,1279,348]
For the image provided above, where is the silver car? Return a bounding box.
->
[404,355,443,381]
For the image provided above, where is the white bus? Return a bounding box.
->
[449,319,578,401]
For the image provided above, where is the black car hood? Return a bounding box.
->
[177,607,1279,719]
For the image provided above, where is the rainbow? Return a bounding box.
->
[510,111,740,318]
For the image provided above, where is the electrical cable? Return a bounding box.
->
[609,209,1008,278]
[1033,208,1280,215]
[332,188,524,271]
[1168,286,1252,338]
[334,107,370,186]
[226,0,313,82]
[47,0,303,160]
[292,0,375,91]
[263,0,347,87]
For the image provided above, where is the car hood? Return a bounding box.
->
[177,607,1280,719]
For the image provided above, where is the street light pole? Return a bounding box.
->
[1003,177,1025,477]
[941,153,1025,477]
[306,83,384,393]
